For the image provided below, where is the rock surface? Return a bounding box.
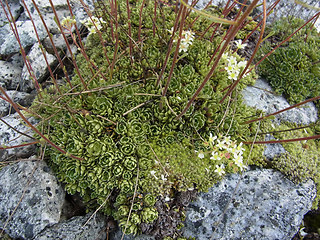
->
[0,160,65,239]
[182,168,317,240]
[20,42,57,92]
[0,0,22,27]
[0,112,37,161]
[0,60,22,90]
[196,0,320,32]
[241,78,318,125]
[0,90,34,116]
[0,20,47,55]
[34,212,107,240]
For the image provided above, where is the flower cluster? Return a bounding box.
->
[222,52,248,81]
[234,39,247,50]
[61,16,76,31]
[196,134,247,177]
[169,28,195,53]
[81,16,106,35]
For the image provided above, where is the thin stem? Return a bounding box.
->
[156,4,183,87]
[126,0,133,62]
[219,0,267,104]
[248,12,320,75]
[21,0,62,95]
[162,3,187,97]
[1,0,42,96]
[48,0,89,91]
[243,134,320,144]
[0,86,84,161]
[31,0,73,89]
[244,95,320,124]
[177,0,260,120]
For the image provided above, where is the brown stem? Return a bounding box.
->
[48,0,88,91]
[219,0,267,104]
[21,0,62,95]
[2,0,42,96]
[243,134,320,144]
[162,3,187,97]
[244,95,320,124]
[156,4,183,87]
[0,141,40,150]
[176,0,260,120]
[0,86,84,161]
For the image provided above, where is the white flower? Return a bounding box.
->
[184,30,194,42]
[210,152,221,161]
[209,133,217,143]
[164,196,171,202]
[223,136,232,146]
[235,40,247,49]
[228,71,239,80]
[222,52,228,60]
[216,139,226,150]
[238,60,247,68]
[233,153,243,165]
[161,174,167,181]
[236,142,245,154]
[227,56,237,65]
[225,65,234,72]
[236,160,247,171]
[198,152,205,159]
[82,16,106,35]
[214,164,225,176]
[61,16,76,30]
[179,42,189,52]
[150,170,158,180]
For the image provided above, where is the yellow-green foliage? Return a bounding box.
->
[31,0,265,236]
[258,17,320,107]
[270,123,320,208]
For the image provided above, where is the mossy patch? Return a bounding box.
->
[29,2,320,238]
[257,17,320,107]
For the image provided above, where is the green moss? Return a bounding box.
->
[257,17,320,108]
[31,0,265,237]
[269,122,320,208]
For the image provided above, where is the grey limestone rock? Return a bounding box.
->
[110,230,155,240]
[0,160,65,239]
[20,42,57,92]
[182,168,317,240]
[0,20,47,55]
[241,78,318,125]
[33,212,107,240]
[43,33,67,53]
[0,112,37,161]
[263,134,286,160]
[0,0,22,27]
[0,60,22,90]
[196,0,320,31]
[0,90,34,116]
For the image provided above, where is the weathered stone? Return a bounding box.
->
[0,60,22,90]
[110,230,155,240]
[241,78,318,125]
[20,42,57,92]
[196,0,320,32]
[0,0,22,27]
[34,212,107,240]
[0,112,37,161]
[263,134,286,160]
[43,33,67,53]
[182,168,316,240]
[0,160,65,239]
[0,20,47,55]
[0,90,34,116]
